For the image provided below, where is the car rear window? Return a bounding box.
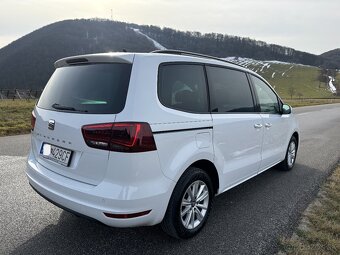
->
[37,63,132,114]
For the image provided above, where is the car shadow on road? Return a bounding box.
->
[12,163,328,255]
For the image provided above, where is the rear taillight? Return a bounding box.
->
[81,122,157,152]
[31,111,36,131]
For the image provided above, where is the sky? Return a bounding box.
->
[0,0,339,55]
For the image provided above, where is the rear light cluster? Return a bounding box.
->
[81,122,157,153]
[31,111,36,131]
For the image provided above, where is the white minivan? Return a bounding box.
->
[27,50,299,238]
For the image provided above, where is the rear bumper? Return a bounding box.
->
[26,150,175,227]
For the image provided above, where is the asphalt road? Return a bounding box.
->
[1,104,339,255]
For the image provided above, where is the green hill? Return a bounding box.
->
[226,57,339,98]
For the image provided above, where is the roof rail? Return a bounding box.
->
[151,49,244,68]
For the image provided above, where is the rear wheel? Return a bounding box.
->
[161,167,213,239]
[279,136,298,171]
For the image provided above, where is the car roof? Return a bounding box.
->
[54,52,256,75]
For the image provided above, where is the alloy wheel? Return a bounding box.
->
[180,180,209,230]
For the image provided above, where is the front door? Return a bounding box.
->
[251,75,288,171]
[206,66,263,190]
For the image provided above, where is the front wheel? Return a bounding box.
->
[161,167,213,239]
[279,136,298,171]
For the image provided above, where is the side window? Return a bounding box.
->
[251,75,280,114]
[206,66,254,113]
[158,64,208,113]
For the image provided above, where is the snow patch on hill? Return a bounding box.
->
[225,57,311,69]
[131,28,166,50]
[328,76,337,94]
[282,66,294,77]
[260,63,270,72]
[223,57,307,78]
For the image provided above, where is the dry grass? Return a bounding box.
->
[0,99,36,136]
[284,98,340,108]
[279,165,340,255]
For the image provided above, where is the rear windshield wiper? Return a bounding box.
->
[52,103,88,112]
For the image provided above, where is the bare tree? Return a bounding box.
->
[288,86,296,99]
[297,92,303,99]
[317,68,328,88]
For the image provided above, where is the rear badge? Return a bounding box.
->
[48,120,55,130]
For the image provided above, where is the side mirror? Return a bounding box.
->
[282,104,292,114]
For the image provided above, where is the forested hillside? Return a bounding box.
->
[321,48,340,68]
[0,19,339,90]
[0,19,155,89]
[137,25,327,67]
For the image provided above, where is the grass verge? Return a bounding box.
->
[279,165,340,255]
[284,98,340,108]
[0,99,36,136]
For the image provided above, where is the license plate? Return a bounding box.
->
[41,143,72,167]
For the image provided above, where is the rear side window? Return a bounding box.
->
[158,64,209,113]
[37,63,132,114]
[206,66,254,113]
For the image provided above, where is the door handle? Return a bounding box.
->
[254,123,263,129]
[265,123,272,128]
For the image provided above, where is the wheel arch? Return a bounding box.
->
[190,159,219,195]
[292,131,299,148]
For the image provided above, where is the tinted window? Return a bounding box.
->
[206,66,254,112]
[158,64,208,113]
[251,75,280,114]
[37,63,132,114]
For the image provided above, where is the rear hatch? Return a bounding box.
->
[32,58,133,185]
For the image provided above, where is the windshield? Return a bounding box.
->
[37,63,132,114]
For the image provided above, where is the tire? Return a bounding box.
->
[161,166,214,239]
[279,136,298,171]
